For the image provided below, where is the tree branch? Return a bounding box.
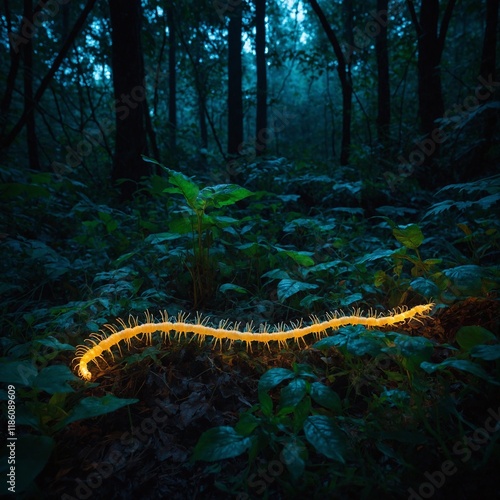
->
[1,0,97,150]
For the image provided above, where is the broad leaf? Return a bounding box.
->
[258,368,295,393]
[309,382,342,412]
[33,365,78,394]
[163,168,200,207]
[197,184,253,209]
[0,361,38,386]
[193,426,251,461]
[443,265,484,294]
[34,337,75,351]
[420,359,500,385]
[61,395,139,427]
[303,415,346,462]
[410,277,439,298]
[277,279,318,302]
[280,378,307,407]
[275,248,315,267]
[471,344,500,361]
[392,223,424,249]
[456,326,496,351]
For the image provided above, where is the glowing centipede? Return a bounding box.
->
[73,303,434,381]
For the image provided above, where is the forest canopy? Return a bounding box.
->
[1,0,498,195]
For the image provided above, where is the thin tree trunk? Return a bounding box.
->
[477,0,499,173]
[375,0,390,144]
[199,93,208,149]
[308,0,352,165]
[407,0,456,135]
[255,0,267,155]
[109,0,149,200]
[480,0,499,80]
[167,4,177,152]
[1,0,97,150]
[417,0,444,134]
[1,0,49,133]
[144,96,160,162]
[227,5,243,156]
[23,0,40,169]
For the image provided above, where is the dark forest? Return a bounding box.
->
[1,0,499,498]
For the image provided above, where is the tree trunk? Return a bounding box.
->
[477,0,499,174]
[167,4,177,152]
[199,92,208,149]
[23,0,40,169]
[1,0,96,151]
[417,0,444,135]
[1,0,50,136]
[109,0,149,200]
[407,0,456,135]
[406,0,456,188]
[227,5,243,156]
[308,0,352,165]
[480,0,499,80]
[255,0,267,155]
[375,0,390,144]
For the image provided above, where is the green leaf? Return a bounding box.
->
[393,335,434,371]
[197,184,253,209]
[442,265,484,295]
[420,359,500,385]
[293,397,312,433]
[280,378,307,408]
[33,365,78,394]
[338,293,363,307]
[293,363,317,378]
[34,337,75,351]
[392,223,424,249]
[261,269,290,280]
[313,326,384,357]
[277,279,318,302]
[309,382,342,412]
[162,168,200,207]
[258,391,273,417]
[471,344,500,361]
[0,182,50,199]
[313,335,344,350]
[356,248,399,264]
[219,283,248,294]
[193,426,251,461]
[0,360,38,386]
[61,395,139,427]
[258,368,295,393]
[235,412,261,436]
[303,415,346,462]
[275,248,315,267]
[410,277,439,298]
[145,232,183,244]
[281,440,306,478]
[169,214,196,234]
[456,326,496,351]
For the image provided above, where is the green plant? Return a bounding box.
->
[0,338,138,496]
[193,363,347,495]
[144,158,253,306]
